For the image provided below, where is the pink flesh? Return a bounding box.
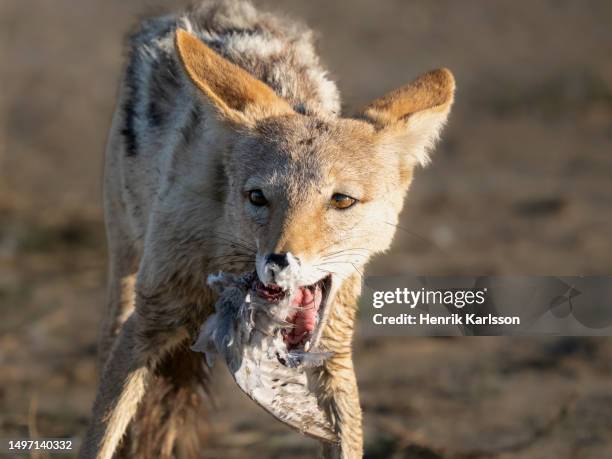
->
[284,285,323,346]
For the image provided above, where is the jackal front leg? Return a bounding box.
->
[319,354,363,459]
[79,313,188,459]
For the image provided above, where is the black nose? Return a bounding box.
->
[266,253,289,269]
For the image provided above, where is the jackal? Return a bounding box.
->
[80,1,454,458]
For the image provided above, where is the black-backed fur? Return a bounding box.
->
[121,56,140,157]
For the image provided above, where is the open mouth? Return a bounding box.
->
[252,274,333,352]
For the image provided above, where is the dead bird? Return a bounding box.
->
[192,271,337,442]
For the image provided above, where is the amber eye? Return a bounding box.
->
[248,189,268,207]
[330,193,357,210]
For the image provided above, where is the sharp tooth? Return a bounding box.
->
[304,339,311,352]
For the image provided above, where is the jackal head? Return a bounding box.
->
[174,30,454,351]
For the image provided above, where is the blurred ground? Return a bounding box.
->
[1,1,612,458]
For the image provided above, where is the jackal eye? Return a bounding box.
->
[330,193,357,210]
[247,189,268,207]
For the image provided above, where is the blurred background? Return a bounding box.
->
[1,1,611,457]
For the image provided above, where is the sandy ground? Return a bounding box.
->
[1,1,612,458]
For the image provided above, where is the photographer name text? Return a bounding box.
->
[372,312,520,326]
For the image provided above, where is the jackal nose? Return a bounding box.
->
[266,253,289,269]
[259,252,300,288]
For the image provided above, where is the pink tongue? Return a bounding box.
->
[285,286,321,345]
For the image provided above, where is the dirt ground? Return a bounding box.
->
[1,1,612,458]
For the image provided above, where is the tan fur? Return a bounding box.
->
[176,29,294,125]
[82,13,454,459]
[361,68,455,127]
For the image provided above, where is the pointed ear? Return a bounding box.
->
[175,29,294,126]
[359,68,455,166]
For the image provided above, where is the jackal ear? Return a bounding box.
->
[359,68,455,166]
[175,29,294,126]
